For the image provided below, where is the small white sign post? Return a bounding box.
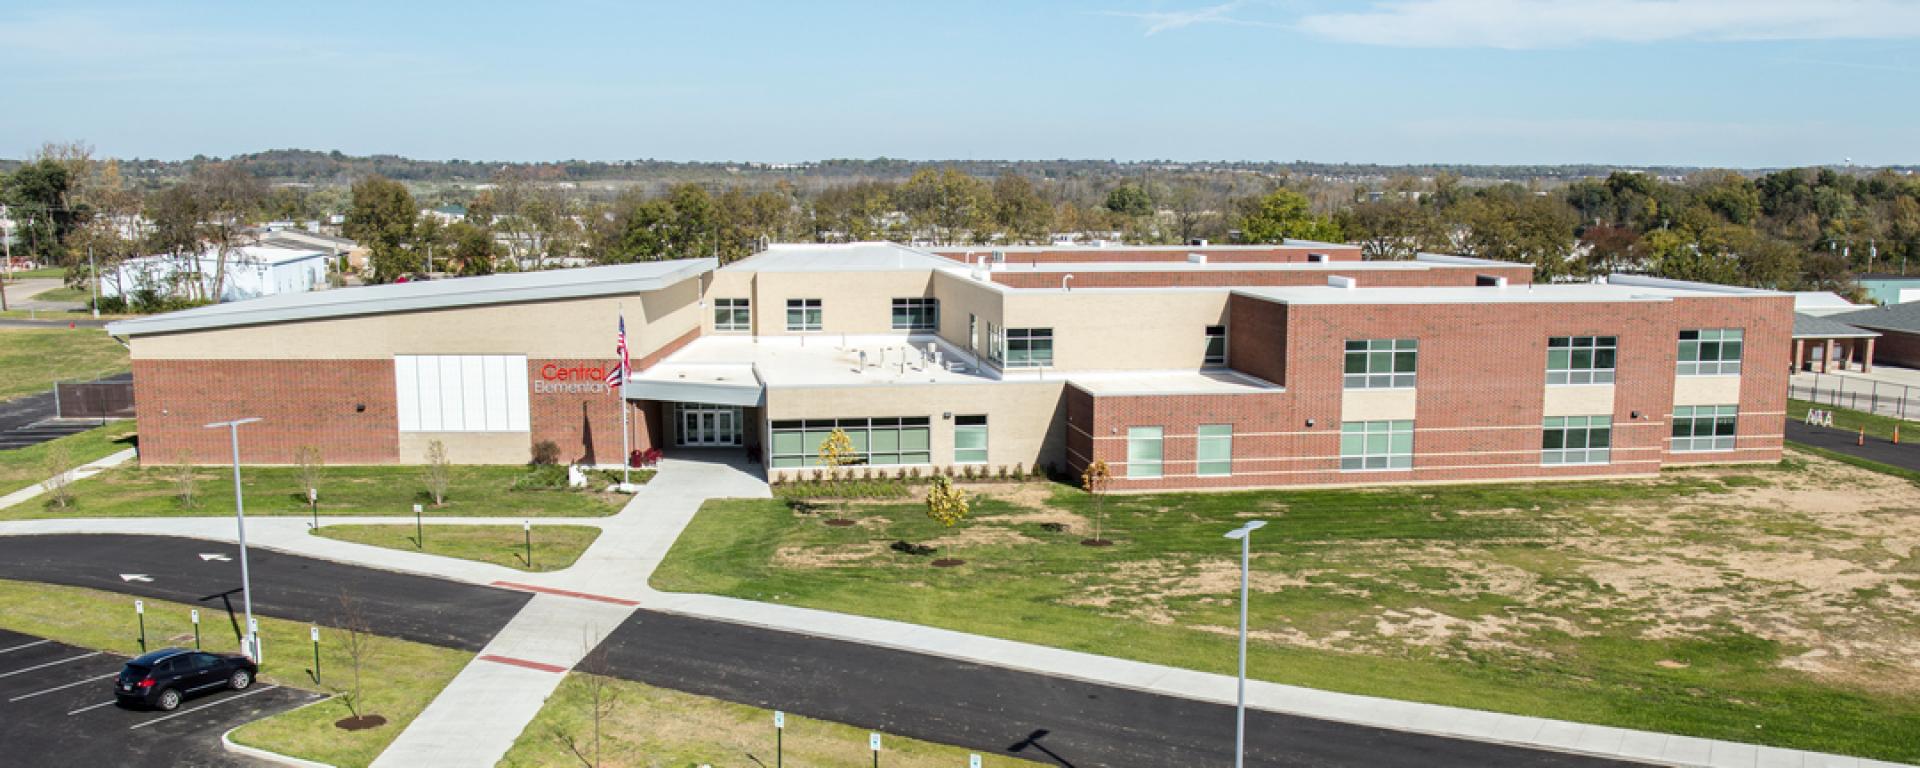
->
[134,600,146,653]
[870,732,882,768]
[190,608,201,649]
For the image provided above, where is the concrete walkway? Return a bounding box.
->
[0,452,1909,768]
[0,447,135,511]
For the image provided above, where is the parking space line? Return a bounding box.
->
[0,640,51,654]
[9,673,117,702]
[67,699,118,716]
[0,652,101,679]
[127,685,280,730]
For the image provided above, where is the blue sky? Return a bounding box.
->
[2,0,1917,167]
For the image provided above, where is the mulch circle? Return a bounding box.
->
[931,558,966,568]
[335,714,388,731]
[1080,538,1114,547]
[824,518,857,527]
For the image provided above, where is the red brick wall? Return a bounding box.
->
[528,326,698,465]
[132,359,400,465]
[931,246,1362,264]
[1226,294,1288,385]
[1866,328,1920,368]
[1082,293,1792,490]
[987,264,1532,289]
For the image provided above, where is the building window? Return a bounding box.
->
[1344,339,1417,389]
[1542,416,1611,465]
[1340,420,1413,471]
[1671,405,1737,452]
[891,297,938,332]
[768,417,932,468]
[786,299,823,331]
[954,415,988,464]
[1204,325,1227,366]
[393,355,530,432]
[714,298,750,332]
[1005,328,1054,368]
[986,322,1002,364]
[1546,336,1616,385]
[1196,424,1232,477]
[1126,427,1164,478]
[1677,329,1742,376]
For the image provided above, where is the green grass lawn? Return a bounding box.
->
[314,523,601,571]
[26,284,91,303]
[2,266,68,279]
[0,578,470,768]
[0,421,136,495]
[653,461,1920,763]
[9,463,626,520]
[0,327,129,400]
[501,672,1042,768]
[1789,398,1918,442]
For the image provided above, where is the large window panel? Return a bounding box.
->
[1340,420,1413,471]
[1127,427,1164,478]
[714,298,751,331]
[394,354,530,432]
[1547,336,1617,385]
[954,415,988,464]
[891,298,938,331]
[1005,328,1053,368]
[1677,329,1743,376]
[769,417,933,467]
[1543,415,1612,465]
[1196,424,1232,477]
[1344,339,1417,389]
[787,299,823,331]
[1671,405,1738,452]
[1204,326,1227,366]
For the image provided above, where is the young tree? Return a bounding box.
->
[423,440,451,506]
[553,633,620,768]
[817,428,856,482]
[924,475,970,527]
[173,454,198,509]
[40,442,75,508]
[328,591,382,724]
[1081,460,1113,546]
[295,444,324,503]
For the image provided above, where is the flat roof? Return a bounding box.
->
[643,334,997,388]
[722,242,953,272]
[1067,369,1278,396]
[970,257,1513,274]
[106,258,715,336]
[1232,280,1782,306]
[930,240,1357,252]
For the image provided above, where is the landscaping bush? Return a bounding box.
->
[512,463,570,490]
[530,441,561,466]
[889,540,936,556]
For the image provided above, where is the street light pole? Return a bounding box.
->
[1223,519,1267,768]
[206,417,263,662]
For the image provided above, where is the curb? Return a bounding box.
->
[219,696,339,768]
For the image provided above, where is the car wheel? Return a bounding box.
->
[156,689,181,711]
[229,670,252,690]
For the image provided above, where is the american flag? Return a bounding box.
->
[604,314,628,389]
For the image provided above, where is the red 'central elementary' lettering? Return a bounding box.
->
[539,363,607,381]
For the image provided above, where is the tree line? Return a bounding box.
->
[6,140,1916,302]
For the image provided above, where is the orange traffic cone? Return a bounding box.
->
[1858,426,1866,446]
[1895,424,1902,445]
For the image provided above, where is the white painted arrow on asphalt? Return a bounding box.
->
[199,553,231,562]
[119,574,153,583]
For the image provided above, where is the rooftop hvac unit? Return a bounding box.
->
[1188,253,1207,264]
[1307,253,1329,263]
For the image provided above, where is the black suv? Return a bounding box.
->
[114,648,256,711]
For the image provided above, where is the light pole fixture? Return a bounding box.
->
[205,417,262,662]
[1223,519,1267,768]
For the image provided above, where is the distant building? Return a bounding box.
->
[1857,273,1920,306]
[422,204,469,226]
[103,245,333,304]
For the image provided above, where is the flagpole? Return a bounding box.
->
[619,307,631,489]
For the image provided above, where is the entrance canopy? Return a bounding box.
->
[625,363,764,407]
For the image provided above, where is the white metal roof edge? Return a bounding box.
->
[106,258,717,337]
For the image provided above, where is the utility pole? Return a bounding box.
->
[89,246,99,318]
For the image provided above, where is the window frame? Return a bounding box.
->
[953,414,988,464]
[1339,419,1414,471]
[1196,424,1233,477]
[1343,339,1418,389]
[890,297,939,332]
[713,298,751,332]
[1670,405,1738,452]
[1542,415,1612,465]
[1126,426,1164,479]
[1204,325,1227,366]
[785,298,823,332]
[1677,329,1743,376]
[768,416,933,468]
[1546,335,1616,385]
[1004,327,1054,369]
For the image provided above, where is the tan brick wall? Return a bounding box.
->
[929,246,1363,264]
[987,264,1531,289]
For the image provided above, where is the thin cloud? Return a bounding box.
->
[1100,2,1290,36]
[1296,0,1920,48]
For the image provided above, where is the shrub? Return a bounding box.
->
[925,475,970,527]
[530,440,562,466]
[511,464,569,490]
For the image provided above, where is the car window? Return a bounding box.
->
[193,653,221,670]
[154,657,180,675]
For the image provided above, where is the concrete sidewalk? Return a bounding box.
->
[0,447,135,511]
[1,452,1908,768]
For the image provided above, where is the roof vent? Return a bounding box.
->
[1188,238,1209,247]
[1307,253,1329,263]
[1188,253,1207,264]
[1328,275,1358,290]
[1476,275,1509,287]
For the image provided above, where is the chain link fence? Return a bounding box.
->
[1789,373,1920,421]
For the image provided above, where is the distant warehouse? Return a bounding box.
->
[104,240,1792,490]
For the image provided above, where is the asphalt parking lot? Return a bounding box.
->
[0,627,320,767]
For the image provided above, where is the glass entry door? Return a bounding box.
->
[678,405,742,447]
